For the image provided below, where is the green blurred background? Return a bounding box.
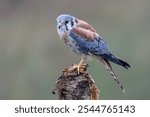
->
[0,0,150,100]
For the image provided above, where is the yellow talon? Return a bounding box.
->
[68,57,85,74]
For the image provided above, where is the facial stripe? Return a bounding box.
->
[71,20,74,27]
[75,18,78,23]
[65,24,68,31]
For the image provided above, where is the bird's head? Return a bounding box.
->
[56,14,78,39]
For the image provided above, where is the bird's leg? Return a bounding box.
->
[68,57,86,74]
[77,57,85,73]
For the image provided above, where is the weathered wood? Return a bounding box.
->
[53,64,100,100]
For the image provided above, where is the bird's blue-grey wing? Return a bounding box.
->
[69,28,111,56]
[69,30,130,69]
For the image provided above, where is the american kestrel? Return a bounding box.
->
[56,14,130,92]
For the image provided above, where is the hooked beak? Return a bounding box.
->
[57,22,64,29]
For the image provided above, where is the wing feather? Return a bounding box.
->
[77,19,96,32]
[69,29,110,55]
[71,27,95,41]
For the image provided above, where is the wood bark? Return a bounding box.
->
[53,64,100,100]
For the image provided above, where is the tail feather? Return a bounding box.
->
[99,57,125,92]
[102,54,131,69]
[117,59,130,69]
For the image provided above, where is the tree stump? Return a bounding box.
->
[53,64,100,100]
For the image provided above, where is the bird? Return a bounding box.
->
[56,14,130,92]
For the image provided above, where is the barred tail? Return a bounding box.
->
[99,57,125,92]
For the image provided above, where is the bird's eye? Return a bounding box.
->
[58,26,61,29]
[65,20,69,24]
